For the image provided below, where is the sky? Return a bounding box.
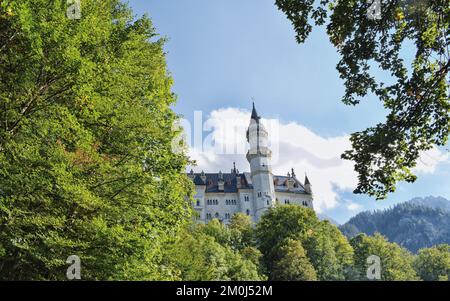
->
[128,0,450,223]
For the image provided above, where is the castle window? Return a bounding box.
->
[196,200,200,206]
[225,213,230,219]
[246,209,250,216]
[257,192,262,197]
[284,200,290,204]
[206,213,212,220]
[267,200,270,205]
[244,195,249,202]
[215,212,219,218]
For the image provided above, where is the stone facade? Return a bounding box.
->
[188,104,313,223]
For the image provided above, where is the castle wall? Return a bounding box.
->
[193,190,312,224]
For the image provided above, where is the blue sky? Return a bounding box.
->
[128,0,450,223]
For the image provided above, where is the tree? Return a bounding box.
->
[255,205,353,280]
[275,0,450,199]
[228,212,256,249]
[302,220,354,280]
[0,0,193,279]
[350,233,419,280]
[413,244,450,281]
[163,223,265,281]
[272,239,317,281]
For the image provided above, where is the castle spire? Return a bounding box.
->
[304,173,311,185]
[251,102,260,120]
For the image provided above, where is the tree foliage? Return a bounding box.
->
[162,221,265,281]
[255,205,353,280]
[413,244,450,281]
[0,0,193,280]
[272,239,317,281]
[275,0,450,199]
[350,233,419,280]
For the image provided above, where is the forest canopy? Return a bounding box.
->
[0,0,193,280]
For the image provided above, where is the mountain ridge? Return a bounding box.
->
[339,196,450,253]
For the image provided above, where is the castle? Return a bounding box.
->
[188,104,314,223]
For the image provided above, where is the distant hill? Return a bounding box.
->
[317,213,340,226]
[340,196,450,253]
[409,196,450,212]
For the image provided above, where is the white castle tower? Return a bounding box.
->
[188,103,314,224]
[246,103,276,221]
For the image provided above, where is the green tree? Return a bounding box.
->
[275,0,450,199]
[163,223,265,281]
[240,246,263,269]
[199,218,234,247]
[228,212,256,249]
[272,239,317,281]
[350,233,419,280]
[0,0,193,280]
[413,244,450,281]
[256,205,353,280]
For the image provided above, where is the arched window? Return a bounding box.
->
[215,212,219,218]
[246,209,250,216]
[196,200,200,206]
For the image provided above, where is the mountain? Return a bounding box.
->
[409,196,450,212]
[340,196,450,253]
[317,213,340,226]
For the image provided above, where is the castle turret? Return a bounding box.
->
[304,174,312,195]
[218,171,224,191]
[246,103,275,221]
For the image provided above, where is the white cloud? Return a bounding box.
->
[413,147,449,174]
[185,107,449,213]
[345,200,363,212]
